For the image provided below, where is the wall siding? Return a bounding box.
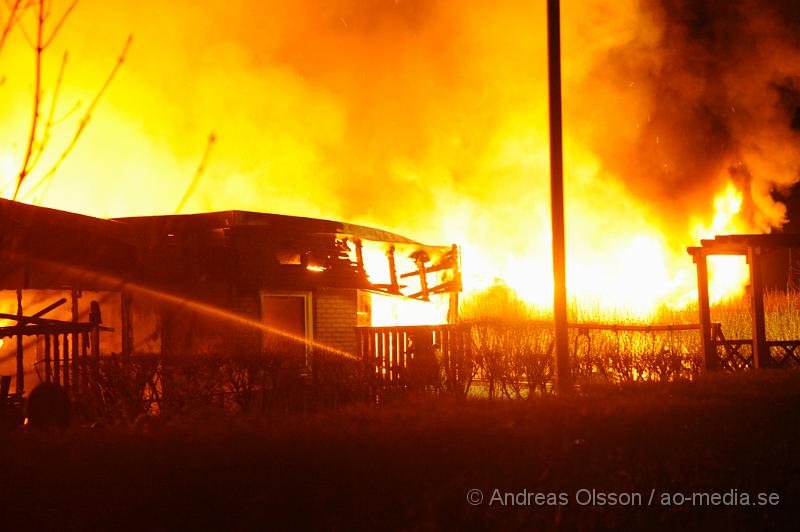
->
[314,288,358,355]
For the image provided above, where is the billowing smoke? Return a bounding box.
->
[570,0,800,234]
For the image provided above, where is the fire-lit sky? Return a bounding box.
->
[2,0,800,315]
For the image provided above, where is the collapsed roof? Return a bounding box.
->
[0,199,459,299]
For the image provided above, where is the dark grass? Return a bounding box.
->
[2,371,800,531]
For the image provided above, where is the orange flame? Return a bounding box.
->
[1,1,788,325]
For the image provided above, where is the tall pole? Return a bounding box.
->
[547,0,571,393]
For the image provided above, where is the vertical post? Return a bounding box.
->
[364,329,375,402]
[387,246,399,294]
[382,331,390,384]
[121,291,133,364]
[89,301,103,393]
[547,0,571,392]
[71,290,80,392]
[53,333,61,386]
[355,238,365,273]
[15,289,24,395]
[748,246,769,368]
[62,333,70,389]
[447,244,460,324]
[80,332,89,394]
[44,334,52,384]
[81,331,89,396]
[89,300,101,368]
[415,257,430,301]
[394,331,403,383]
[693,251,717,370]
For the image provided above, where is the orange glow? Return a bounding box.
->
[1,1,793,324]
[690,181,749,305]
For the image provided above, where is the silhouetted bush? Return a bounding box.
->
[27,382,71,429]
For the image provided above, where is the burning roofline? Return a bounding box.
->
[113,209,450,250]
[0,199,461,302]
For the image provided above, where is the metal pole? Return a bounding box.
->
[547,0,571,392]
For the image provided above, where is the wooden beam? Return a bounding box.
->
[448,244,460,324]
[31,298,67,319]
[44,333,51,384]
[414,256,430,302]
[354,238,364,274]
[121,291,133,364]
[15,289,24,395]
[54,333,61,386]
[62,333,70,389]
[693,252,717,370]
[689,244,748,256]
[90,300,102,365]
[0,312,79,326]
[386,246,399,294]
[71,290,80,393]
[748,246,769,368]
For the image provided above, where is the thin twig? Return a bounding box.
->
[42,0,77,48]
[51,98,80,124]
[33,34,133,189]
[28,49,67,171]
[14,2,35,50]
[175,133,217,214]
[12,0,44,200]
[0,0,24,56]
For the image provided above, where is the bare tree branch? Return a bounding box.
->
[12,0,44,200]
[14,1,35,50]
[50,97,80,124]
[0,0,25,57]
[175,133,217,214]
[30,34,133,191]
[27,49,66,171]
[42,0,76,49]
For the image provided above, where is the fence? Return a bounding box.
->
[358,321,800,396]
[711,323,800,370]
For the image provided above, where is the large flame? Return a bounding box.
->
[2,0,799,324]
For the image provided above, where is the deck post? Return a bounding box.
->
[447,244,460,324]
[15,289,24,395]
[71,290,80,392]
[121,291,133,364]
[748,246,769,368]
[693,251,717,370]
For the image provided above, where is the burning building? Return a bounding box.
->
[0,198,460,396]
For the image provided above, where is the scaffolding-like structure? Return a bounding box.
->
[688,234,800,370]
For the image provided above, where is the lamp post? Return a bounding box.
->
[547,0,571,393]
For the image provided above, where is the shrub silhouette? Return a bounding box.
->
[27,382,71,429]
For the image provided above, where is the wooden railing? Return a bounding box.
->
[0,320,102,397]
[357,325,474,396]
[709,323,800,370]
[34,325,101,391]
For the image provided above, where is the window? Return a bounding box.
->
[259,292,313,363]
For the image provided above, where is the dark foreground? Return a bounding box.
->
[2,372,800,531]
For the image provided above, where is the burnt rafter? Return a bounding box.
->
[413,251,430,301]
[0,312,115,333]
[373,246,462,302]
